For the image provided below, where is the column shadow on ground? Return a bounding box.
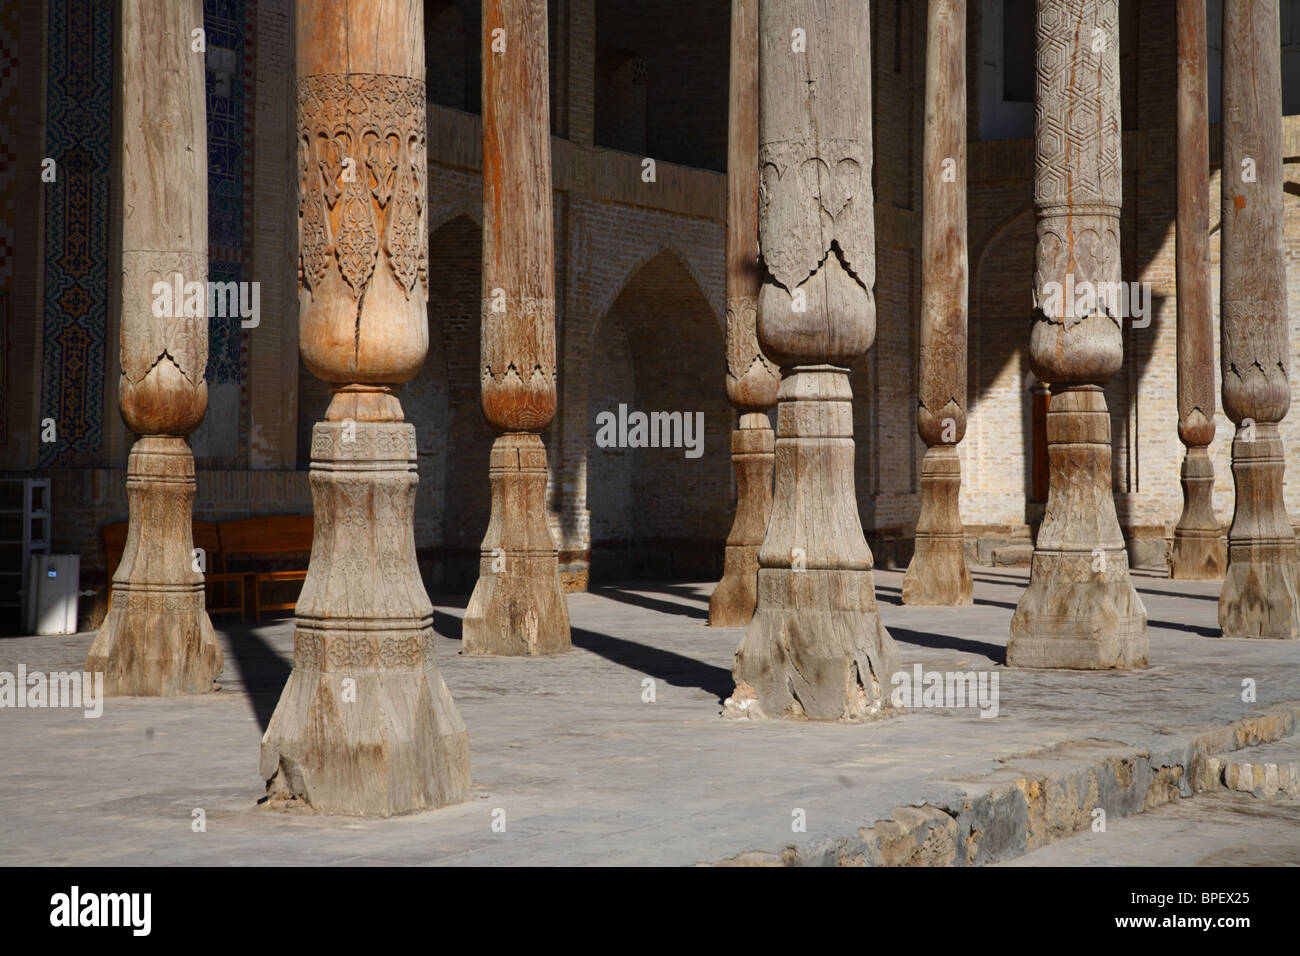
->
[219,619,292,732]
[886,625,1006,666]
[570,624,734,701]
[590,584,709,620]
[876,581,1018,611]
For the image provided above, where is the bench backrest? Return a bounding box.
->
[218,515,313,555]
[103,520,223,577]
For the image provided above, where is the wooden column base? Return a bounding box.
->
[724,366,900,720]
[463,433,571,656]
[1008,385,1148,669]
[260,421,470,816]
[709,412,774,628]
[1219,425,1300,639]
[87,436,222,695]
[1169,446,1225,580]
[902,444,973,606]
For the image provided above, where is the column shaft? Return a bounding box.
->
[711,0,779,628]
[260,0,471,815]
[903,0,973,606]
[725,0,900,721]
[1008,0,1148,669]
[1169,0,1224,581]
[1218,0,1300,639]
[464,0,571,655]
[87,0,222,695]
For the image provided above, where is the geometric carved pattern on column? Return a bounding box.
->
[87,0,223,695]
[1169,0,1225,581]
[259,0,471,815]
[902,0,973,607]
[1007,0,1148,669]
[710,0,780,628]
[724,0,901,720]
[1217,0,1300,639]
[463,0,571,656]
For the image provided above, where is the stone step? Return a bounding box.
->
[1207,739,1300,799]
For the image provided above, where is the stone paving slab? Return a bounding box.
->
[0,567,1298,866]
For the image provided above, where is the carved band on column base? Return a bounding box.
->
[1169,447,1225,580]
[87,436,222,695]
[724,366,900,721]
[260,421,471,816]
[1007,385,1148,669]
[902,444,973,606]
[709,413,774,628]
[463,432,571,656]
[1219,426,1300,639]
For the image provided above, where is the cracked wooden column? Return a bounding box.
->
[1169,0,1225,581]
[710,0,779,628]
[463,0,571,656]
[86,0,222,696]
[1007,0,1148,669]
[1218,0,1300,639]
[723,0,900,720]
[902,0,973,607]
[260,0,471,815]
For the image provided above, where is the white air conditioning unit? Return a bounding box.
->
[24,554,79,635]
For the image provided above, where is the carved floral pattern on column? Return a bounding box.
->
[758,140,875,302]
[725,296,777,407]
[297,74,428,302]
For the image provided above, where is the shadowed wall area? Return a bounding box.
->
[588,250,730,581]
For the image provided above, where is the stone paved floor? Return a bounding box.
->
[999,791,1300,866]
[1,566,1298,865]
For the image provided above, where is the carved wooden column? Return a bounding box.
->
[1007,0,1148,668]
[260,0,471,815]
[86,0,222,695]
[724,0,900,720]
[710,0,779,628]
[903,0,973,607]
[1218,0,1300,639]
[463,0,570,656]
[1169,0,1224,581]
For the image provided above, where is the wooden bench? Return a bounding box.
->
[103,520,247,619]
[217,515,313,621]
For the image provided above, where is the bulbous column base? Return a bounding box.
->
[724,366,900,721]
[1219,426,1300,639]
[463,433,571,656]
[709,414,775,628]
[902,444,973,606]
[1169,446,1225,580]
[726,568,900,720]
[87,436,222,696]
[260,421,470,816]
[1008,385,1148,669]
